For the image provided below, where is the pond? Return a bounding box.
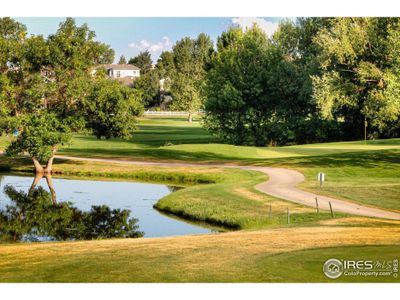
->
[0,173,218,242]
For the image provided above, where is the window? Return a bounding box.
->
[116,70,121,78]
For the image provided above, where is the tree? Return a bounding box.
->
[118,54,127,64]
[6,112,71,173]
[312,18,400,140]
[0,17,27,73]
[82,77,143,139]
[156,51,175,78]
[46,18,115,117]
[205,25,302,145]
[271,18,340,144]
[169,34,213,122]
[133,68,162,108]
[129,50,152,74]
[0,18,143,174]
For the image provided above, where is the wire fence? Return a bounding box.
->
[144,111,189,116]
[143,111,204,116]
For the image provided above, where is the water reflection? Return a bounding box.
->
[167,186,182,193]
[0,174,143,242]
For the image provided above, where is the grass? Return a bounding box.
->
[0,116,399,212]
[0,116,399,282]
[269,150,400,211]
[251,244,400,282]
[0,225,399,282]
[2,116,397,163]
[0,156,339,230]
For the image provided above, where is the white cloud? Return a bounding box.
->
[128,36,172,53]
[231,17,279,37]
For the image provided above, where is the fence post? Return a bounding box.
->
[329,201,334,218]
[315,197,319,214]
[287,207,290,224]
[269,205,272,218]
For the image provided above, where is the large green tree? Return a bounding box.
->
[118,54,127,64]
[205,25,311,145]
[169,33,213,122]
[312,18,400,139]
[133,68,162,108]
[271,18,340,144]
[6,112,71,173]
[82,77,143,139]
[129,50,152,74]
[0,18,144,174]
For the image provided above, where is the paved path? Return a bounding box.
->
[56,155,400,220]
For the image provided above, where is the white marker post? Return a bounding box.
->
[318,172,325,187]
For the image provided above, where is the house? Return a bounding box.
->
[40,66,55,82]
[103,64,140,78]
[91,64,140,86]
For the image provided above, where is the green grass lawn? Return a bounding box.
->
[59,116,400,162]
[2,115,397,162]
[0,156,339,230]
[1,115,399,212]
[278,150,400,211]
[0,116,399,283]
[1,116,398,162]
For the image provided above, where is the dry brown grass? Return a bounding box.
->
[234,187,313,213]
[1,226,399,265]
[318,217,400,226]
[1,226,399,282]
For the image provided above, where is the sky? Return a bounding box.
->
[15,17,288,63]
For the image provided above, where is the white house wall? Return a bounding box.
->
[110,69,140,78]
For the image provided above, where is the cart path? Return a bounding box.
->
[54,155,400,220]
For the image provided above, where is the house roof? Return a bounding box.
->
[98,64,140,71]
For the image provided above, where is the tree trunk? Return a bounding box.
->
[188,112,193,123]
[44,155,55,174]
[32,157,44,174]
[45,175,57,204]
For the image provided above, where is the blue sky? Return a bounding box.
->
[16,17,287,63]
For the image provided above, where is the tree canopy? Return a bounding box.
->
[203,18,400,145]
[0,17,143,173]
[311,18,400,139]
[169,34,213,121]
[204,25,307,145]
[129,50,152,74]
[82,77,143,139]
[118,54,127,64]
[1,17,399,154]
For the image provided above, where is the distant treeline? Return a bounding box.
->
[138,18,400,145]
[1,17,400,148]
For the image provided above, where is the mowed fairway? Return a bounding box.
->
[0,116,399,212]
[0,116,399,283]
[5,115,394,162]
[1,115,399,162]
[48,117,400,211]
[0,224,399,282]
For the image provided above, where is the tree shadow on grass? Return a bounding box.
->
[263,149,400,170]
[60,147,242,163]
[3,147,398,174]
[72,132,217,148]
[59,146,400,170]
